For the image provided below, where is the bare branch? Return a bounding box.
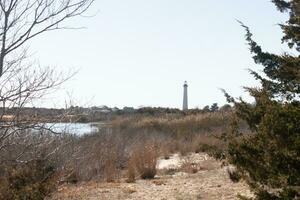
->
[0,0,95,75]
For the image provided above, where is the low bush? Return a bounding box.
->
[0,159,58,200]
[131,143,157,179]
[125,158,136,183]
[104,155,119,183]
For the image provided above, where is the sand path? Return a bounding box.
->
[50,153,252,200]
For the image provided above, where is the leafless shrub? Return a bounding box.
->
[125,157,136,183]
[0,0,95,74]
[131,142,158,179]
[103,148,119,183]
[0,0,95,196]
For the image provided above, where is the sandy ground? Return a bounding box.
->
[49,153,252,200]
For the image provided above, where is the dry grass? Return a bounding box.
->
[110,112,234,137]
[56,111,238,185]
[104,153,119,182]
[50,153,253,200]
[1,110,249,198]
[131,143,158,179]
[126,158,136,183]
[109,111,236,159]
[62,131,129,182]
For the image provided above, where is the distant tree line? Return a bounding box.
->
[0,103,233,123]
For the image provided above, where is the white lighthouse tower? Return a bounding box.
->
[183,81,188,111]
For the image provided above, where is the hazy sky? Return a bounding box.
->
[30,0,289,109]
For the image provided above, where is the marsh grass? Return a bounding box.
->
[109,111,236,156]
[0,110,244,195]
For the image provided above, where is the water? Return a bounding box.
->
[44,123,99,135]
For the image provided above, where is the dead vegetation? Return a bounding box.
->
[60,111,235,184]
[1,110,249,199]
[50,153,253,200]
[130,143,158,179]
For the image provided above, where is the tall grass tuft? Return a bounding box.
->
[131,143,157,179]
[126,157,136,183]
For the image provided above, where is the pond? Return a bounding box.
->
[44,123,100,136]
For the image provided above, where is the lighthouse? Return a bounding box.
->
[183,81,188,111]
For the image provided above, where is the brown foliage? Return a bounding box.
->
[67,132,127,182]
[131,143,158,179]
[125,158,136,183]
[103,149,119,182]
